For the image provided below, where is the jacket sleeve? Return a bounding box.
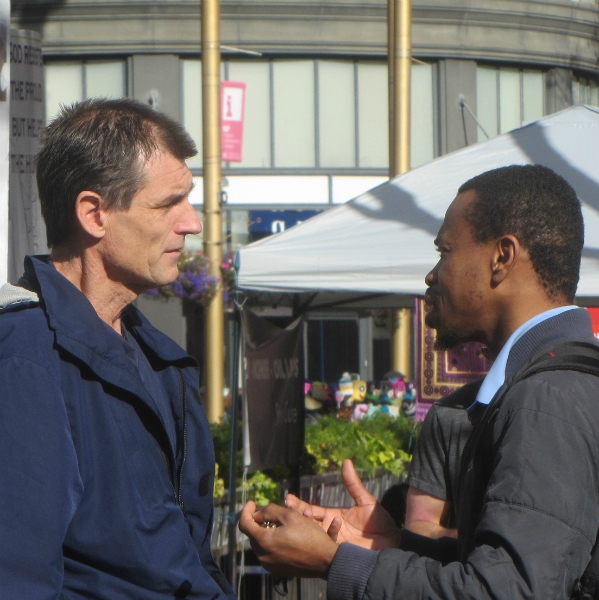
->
[0,356,83,599]
[328,374,599,600]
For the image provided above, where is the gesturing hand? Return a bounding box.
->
[285,459,401,550]
[238,501,339,579]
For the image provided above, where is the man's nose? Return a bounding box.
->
[425,266,437,287]
[180,201,202,235]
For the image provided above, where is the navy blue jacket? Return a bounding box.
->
[0,256,235,600]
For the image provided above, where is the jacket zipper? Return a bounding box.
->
[176,368,188,519]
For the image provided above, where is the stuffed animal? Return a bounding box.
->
[352,403,369,421]
[337,372,353,405]
[352,380,367,403]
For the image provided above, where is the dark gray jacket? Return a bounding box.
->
[328,308,599,600]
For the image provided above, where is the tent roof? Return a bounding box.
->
[236,105,599,302]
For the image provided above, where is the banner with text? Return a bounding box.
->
[221,81,246,162]
[8,29,46,284]
[242,308,304,472]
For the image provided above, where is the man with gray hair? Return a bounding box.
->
[0,98,234,600]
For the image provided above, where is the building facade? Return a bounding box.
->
[11,0,599,383]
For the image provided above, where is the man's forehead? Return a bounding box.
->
[435,190,477,243]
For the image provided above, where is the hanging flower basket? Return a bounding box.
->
[144,249,236,308]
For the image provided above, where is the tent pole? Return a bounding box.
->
[226,294,241,589]
[389,0,413,378]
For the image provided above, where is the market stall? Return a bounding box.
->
[236,105,599,301]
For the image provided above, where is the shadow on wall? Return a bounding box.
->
[11,0,68,36]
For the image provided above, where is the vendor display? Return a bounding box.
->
[304,370,418,423]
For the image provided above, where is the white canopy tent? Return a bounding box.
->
[236,105,599,304]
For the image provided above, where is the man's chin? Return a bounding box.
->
[433,329,463,352]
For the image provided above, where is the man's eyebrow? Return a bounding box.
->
[160,181,195,206]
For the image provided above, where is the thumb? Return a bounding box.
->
[327,516,341,543]
[342,459,376,507]
[238,500,259,535]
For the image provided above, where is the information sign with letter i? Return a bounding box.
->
[221,81,246,162]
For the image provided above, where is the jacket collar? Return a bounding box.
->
[26,255,193,366]
[25,255,196,457]
[505,307,596,380]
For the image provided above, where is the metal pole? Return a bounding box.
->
[226,297,241,588]
[201,0,225,423]
[387,0,395,169]
[389,0,413,379]
[392,0,411,177]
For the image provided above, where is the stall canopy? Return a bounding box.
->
[236,105,599,304]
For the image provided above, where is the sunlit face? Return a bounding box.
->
[424,190,494,350]
[101,151,201,294]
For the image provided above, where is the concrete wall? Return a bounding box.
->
[11,0,599,74]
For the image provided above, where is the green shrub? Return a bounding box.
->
[210,412,420,502]
[304,413,417,477]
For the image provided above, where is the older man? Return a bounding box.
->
[0,99,234,599]
[240,165,599,600]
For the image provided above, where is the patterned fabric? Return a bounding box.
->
[415,298,490,419]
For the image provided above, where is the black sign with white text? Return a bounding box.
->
[243,308,304,472]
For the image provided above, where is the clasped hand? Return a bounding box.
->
[238,459,401,579]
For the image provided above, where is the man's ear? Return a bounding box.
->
[491,234,521,286]
[74,191,107,240]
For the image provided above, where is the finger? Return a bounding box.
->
[255,503,289,524]
[327,517,341,543]
[285,494,312,517]
[239,501,263,535]
[305,504,327,520]
[342,459,377,507]
[302,505,315,519]
[285,493,302,509]
[285,494,327,521]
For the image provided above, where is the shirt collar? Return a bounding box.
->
[474,305,578,407]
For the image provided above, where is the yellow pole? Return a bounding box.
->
[387,0,395,169]
[201,0,225,422]
[393,0,411,177]
[390,0,412,379]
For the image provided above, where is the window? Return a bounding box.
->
[572,74,598,106]
[272,60,315,167]
[44,60,126,123]
[227,61,271,168]
[318,61,356,167]
[181,58,436,171]
[476,66,544,142]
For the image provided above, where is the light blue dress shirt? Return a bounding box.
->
[474,305,578,406]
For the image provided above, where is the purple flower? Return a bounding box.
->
[172,280,185,297]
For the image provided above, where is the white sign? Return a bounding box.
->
[8,28,46,283]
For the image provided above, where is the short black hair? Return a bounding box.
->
[36,97,197,248]
[459,164,583,302]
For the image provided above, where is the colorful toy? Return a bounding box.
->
[352,380,367,403]
[352,403,369,421]
[338,372,353,403]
